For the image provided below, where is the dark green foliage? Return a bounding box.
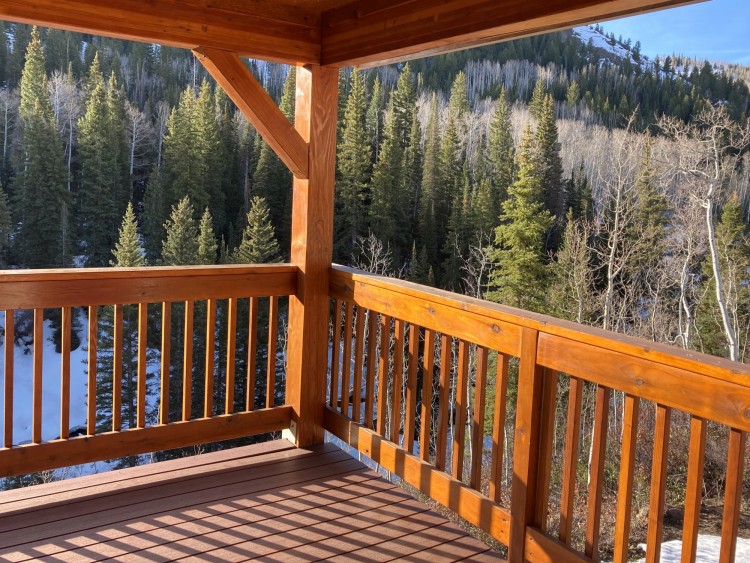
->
[233,196,280,265]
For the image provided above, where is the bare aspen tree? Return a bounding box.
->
[660,107,750,362]
[125,104,154,179]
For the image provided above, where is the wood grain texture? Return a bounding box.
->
[285,64,338,447]
[159,302,171,425]
[524,527,591,563]
[404,323,419,453]
[266,296,279,409]
[182,301,194,422]
[204,299,217,418]
[137,303,147,429]
[352,306,366,422]
[585,385,611,560]
[330,299,342,409]
[681,416,706,563]
[719,428,746,563]
[0,408,292,479]
[435,334,452,472]
[419,328,435,462]
[4,310,13,448]
[364,310,378,428]
[113,305,124,432]
[646,405,671,563]
[376,314,391,437]
[194,47,309,178]
[535,369,558,531]
[391,318,405,443]
[60,307,71,440]
[331,265,750,389]
[452,340,470,480]
[0,264,296,310]
[86,307,97,436]
[32,309,43,444]
[470,346,488,491]
[560,376,583,545]
[340,300,354,416]
[322,0,700,67]
[0,0,319,65]
[489,353,509,504]
[246,297,258,411]
[509,327,544,563]
[613,394,640,563]
[325,407,512,546]
[225,297,237,414]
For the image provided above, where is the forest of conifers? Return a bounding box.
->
[2,23,748,363]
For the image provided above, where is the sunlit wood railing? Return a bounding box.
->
[325,265,750,563]
[0,264,296,478]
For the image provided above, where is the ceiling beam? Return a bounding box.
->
[194,48,309,179]
[321,0,704,68]
[0,0,320,65]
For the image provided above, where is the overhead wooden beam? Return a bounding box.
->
[194,48,310,179]
[0,0,320,65]
[321,0,704,67]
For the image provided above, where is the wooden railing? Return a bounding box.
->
[325,265,750,563]
[0,264,296,477]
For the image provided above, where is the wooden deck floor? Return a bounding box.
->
[0,440,500,562]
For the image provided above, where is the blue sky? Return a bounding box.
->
[598,0,750,64]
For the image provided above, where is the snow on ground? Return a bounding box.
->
[635,536,750,563]
[0,315,90,445]
[574,26,635,61]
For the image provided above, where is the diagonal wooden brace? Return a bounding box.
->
[194,47,310,179]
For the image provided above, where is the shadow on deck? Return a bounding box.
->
[0,440,501,562]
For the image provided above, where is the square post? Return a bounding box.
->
[285,64,338,447]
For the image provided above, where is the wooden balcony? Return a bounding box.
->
[0,264,748,562]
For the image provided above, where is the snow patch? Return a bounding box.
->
[633,536,750,563]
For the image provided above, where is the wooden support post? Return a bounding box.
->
[285,64,338,447]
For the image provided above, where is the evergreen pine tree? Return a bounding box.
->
[0,189,11,266]
[366,75,385,161]
[535,94,564,250]
[161,196,199,266]
[418,93,441,265]
[529,78,547,119]
[233,196,281,264]
[335,68,370,261]
[110,203,146,267]
[14,27,69,268]
[197,207,218,265]
[485,88,516,214]
[487,126,554,311]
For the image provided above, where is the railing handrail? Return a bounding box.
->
[0,264,298,310]
[331,264,750,387]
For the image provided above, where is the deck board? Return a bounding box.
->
[0,440,499,562]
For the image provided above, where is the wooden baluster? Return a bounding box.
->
[452,340,469,480]
[204,299,217,418]
[87,307,97,435]
[646,404,671,563]
[419,329,436,463]
[535,368,558,531]
[60,307,72,440]
[470,346,488,491]
[489,353,509,503]
[404,323,419,454]
[225,297,237,415]
[182,300,194,422]
[560,375,584,544]
[509,327,544,563]
[719,428,746,563]
[246,297,258,411]
[681,416,706,563]
[391,319,405,444]
[435,334,451,471]
[329,299,342,410]
[4,310,13,448]
[266,296,278,409]
[376,314,391,436]
[364,310,378,429]
[340,301,353,417]
[160,302,171,425]
[351,306,365,423]
[613,394,640,563]
[586,385,611,560]
[137,303,147,429]
[32,308,44,444]
[113,304,123,432]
